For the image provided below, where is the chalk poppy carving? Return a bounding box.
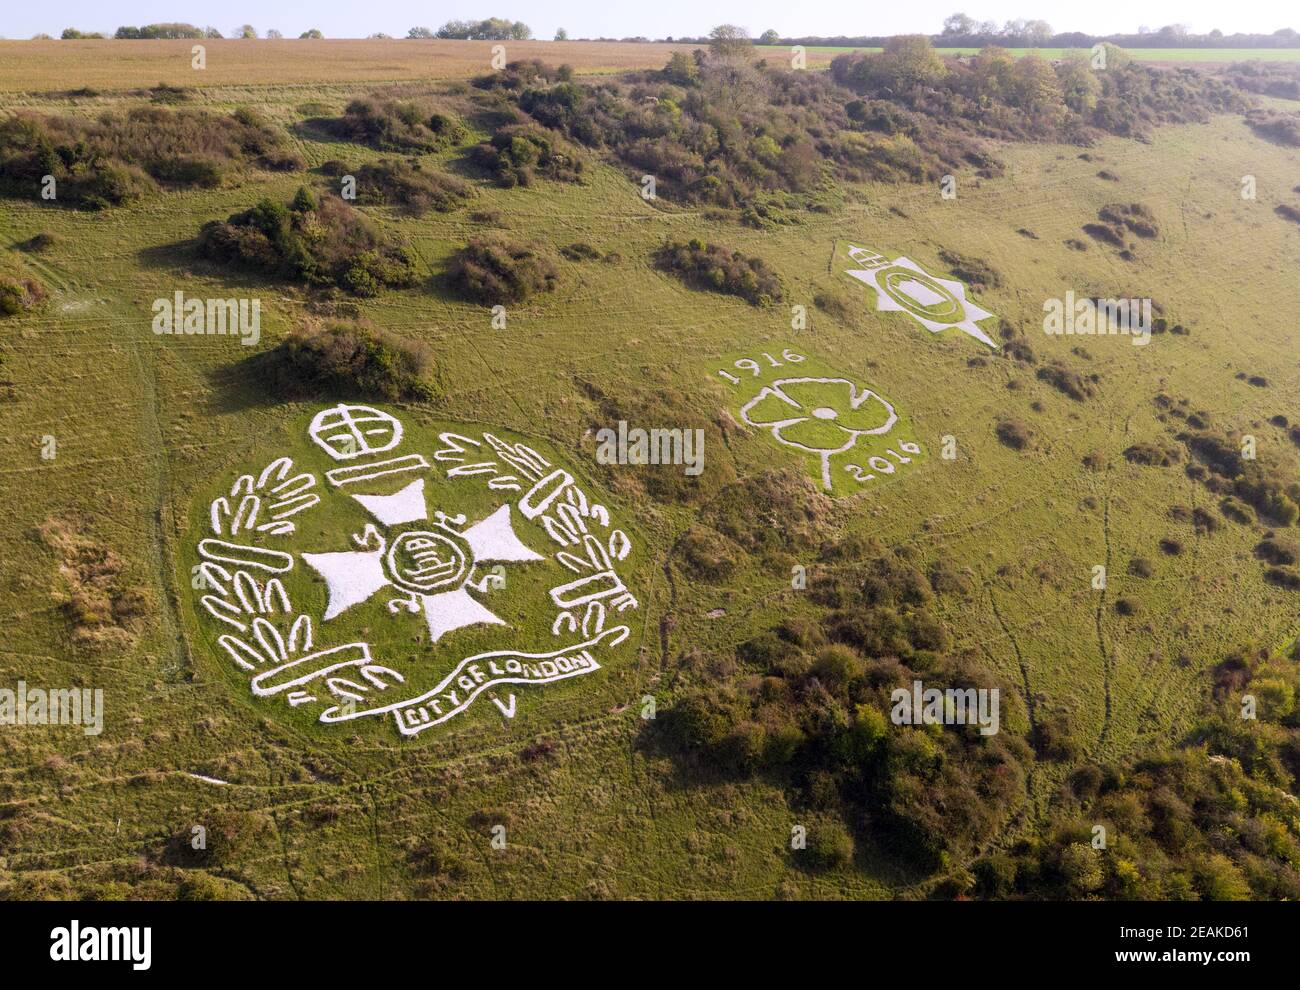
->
[740,377,897,489]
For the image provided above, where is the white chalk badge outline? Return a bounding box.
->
[839,241,998,348]
[188,404,640,737]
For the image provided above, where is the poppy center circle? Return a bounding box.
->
[811,407,838,420]
[385,530,470,595]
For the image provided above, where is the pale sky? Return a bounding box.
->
[1,0,1294,41]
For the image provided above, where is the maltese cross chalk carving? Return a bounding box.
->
[302,478,544,643]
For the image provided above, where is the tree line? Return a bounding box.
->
[55,25,323,39]
[47,20,536,41]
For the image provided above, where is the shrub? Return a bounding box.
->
[324,98,466,152]
[652,239,782,307]
[350,158,473,214]
[799,816,855,870]
[446,235,558,304]
[470,124,585,187]
[560,242,602,261]
[678,525,740,582]
[197,190,419,295]
[1264,566,1300,590]
[1220,496,1257,525]
[937,248,1001,292]
[813,289,855,323]
[1037,361,1096,401]
[1099,202,1159,238]
[1128,557,1154,578]
[0,250,48,315]
[179,810,270,867]
[1255,538,1299,566]
[16,232,58,253]
[996,419,1031,450]
[1244,108,1300,147]
[1124,442,1179,467]
[257,319,438,402]
[0,107,302,208]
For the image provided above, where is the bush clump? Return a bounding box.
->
[652,239,782,306]
[1124,442,1180,467]
[323,98,467,152]
[1244,108,1300,147]
[0,254,48,317]
[197,189,419,296]
[469,124,585,187]
[996,419,1032,450]
[0,107,302,209]
[657,540,1028,875]
[446,235,558,304]
[1036,361,1097,401]
[938,248,1001,292]
[257,319,438,402]
[349,158,473,214]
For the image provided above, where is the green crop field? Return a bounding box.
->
[0,38,1299,906]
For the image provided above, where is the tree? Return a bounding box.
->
[876,35,945,90]
[204,27,223,39]
[1009,54,1065,118]
[435,18,529,40]
[1056,54,1100,112]
[1024,20,1053,45]
[759,29,780,46]
[265,29,282,39]
[555,28,569,41]
[708,24,753,59]
[300,29,324,39]
[407,26,434,39]
[942,13,976,36]
[235,25,257,39]
[971,45,1015,103]
[663,50,699,85]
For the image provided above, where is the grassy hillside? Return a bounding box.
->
[0,54,1298,899]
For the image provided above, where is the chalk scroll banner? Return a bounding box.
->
[390,625,629,735]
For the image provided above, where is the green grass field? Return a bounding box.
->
[1,65,1299,900]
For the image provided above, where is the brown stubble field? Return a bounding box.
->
[0,39,820,92]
